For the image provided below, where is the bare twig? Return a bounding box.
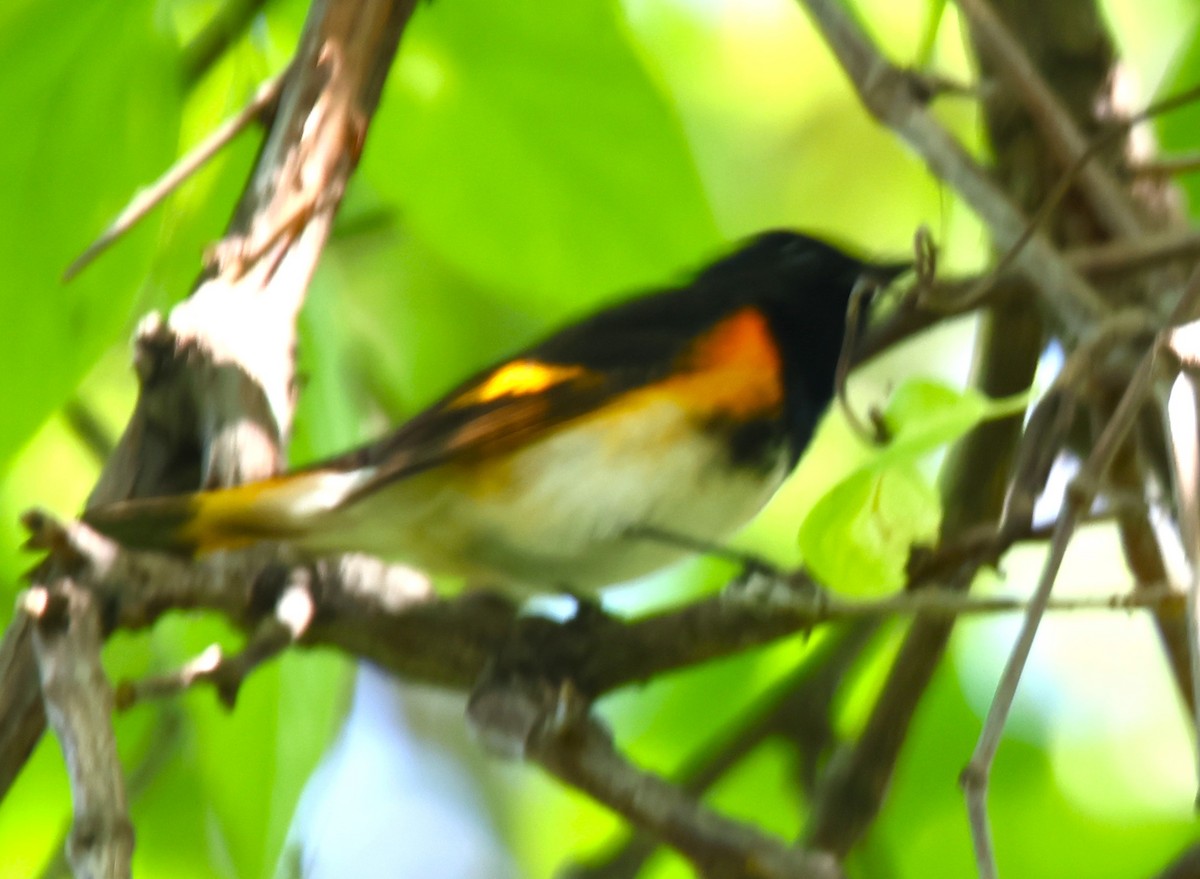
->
[117,573,314,709]
[837,277,890,444]
[63,73,285,282]
[520,703,842,879]
[1131,153,1200,178]
[801,0,1097,858]
[561,622,882,879]
[961,265,1200,879]
[796,0,1106,334]
[945,78,1200,317]
[0,0,424,817]
[851,226,1200,374]
[953,0,1143,239]
[1069,229,1200,278]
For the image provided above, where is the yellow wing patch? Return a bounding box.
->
[453,360,587,406]
[178,479,286,553]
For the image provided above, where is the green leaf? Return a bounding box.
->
[797,379,1025,594]
[0,1,180,465]
[361,0,721,310]
[876,378,1028,466]
[798,464,940,595]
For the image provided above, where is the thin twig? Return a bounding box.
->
[561,622,881,879]
[63,72,285,281]
[961,264,1200,879]
[1068,229,1200,278]
[871,225,1200,357]
[1130,153,1200,178]
[797,0,1107,335]
[982,79,1200,295]
[117,574,313,709]
[837,277,890,444]
[953,0,1143,239]
[918,77,1200,318]
[835,585,1180,617]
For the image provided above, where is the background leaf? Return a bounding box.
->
[0,0,179,465]
[362,0,722,310]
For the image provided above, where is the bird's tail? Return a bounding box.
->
[82,469,372,557]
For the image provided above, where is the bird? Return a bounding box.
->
[83,231,907,593]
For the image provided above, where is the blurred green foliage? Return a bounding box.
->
[0,0,1198,877]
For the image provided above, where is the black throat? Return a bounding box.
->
[757,293,852,469]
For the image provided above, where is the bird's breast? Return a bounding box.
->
[380,388,790,591]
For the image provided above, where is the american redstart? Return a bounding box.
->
[84,231,907,592]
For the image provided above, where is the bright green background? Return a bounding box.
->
[1,0,1197,876]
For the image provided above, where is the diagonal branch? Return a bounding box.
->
[64,73,286,282]
[25,577,132,879]
[0,0,421,819]
[952,0,1144,239]
[530,712,842,879]
[796,0,1107,334]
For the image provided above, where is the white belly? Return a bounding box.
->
[304,396,788,592]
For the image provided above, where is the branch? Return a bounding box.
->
[21,510,1184,706]
[961,263,1200,879]
[1069,229,1200,278]
[529,711,841,879]
[63,73,285,282]
[0,0,421,819]
[796,0,1107,335]
[25,578,132,879]
[563,621,880,879]
[952,0,1144,239]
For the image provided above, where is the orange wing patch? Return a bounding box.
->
[661,307,783,418]
[453,360,587,407]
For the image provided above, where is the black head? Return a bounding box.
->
[694,230,908,386]
[694,229,905,310]
[698,230,908,462]
[528,230,904,403]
